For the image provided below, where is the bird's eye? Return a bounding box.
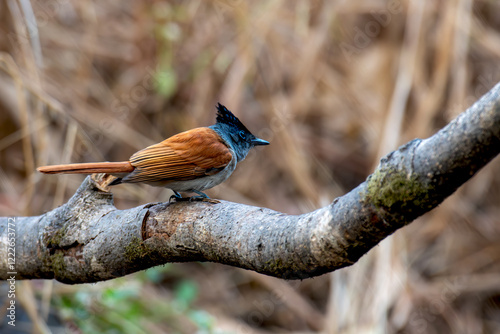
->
[238,130,246,140]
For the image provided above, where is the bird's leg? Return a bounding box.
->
[187,190,210,202]
[190,190,220,204]
[196,191,220,203]
[193,190,210,199]
[169,191,185,203]
[170,190,220,204]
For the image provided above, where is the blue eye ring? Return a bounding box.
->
[238,130,246,140]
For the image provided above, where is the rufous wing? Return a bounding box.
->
[122,127,232,184]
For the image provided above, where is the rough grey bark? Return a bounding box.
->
[1,82,499,284]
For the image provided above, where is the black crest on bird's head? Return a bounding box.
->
[215,103,250,133]
[213,102,269,161]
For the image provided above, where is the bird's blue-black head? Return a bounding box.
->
[211,103,269,162]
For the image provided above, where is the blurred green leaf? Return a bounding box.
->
[174,280,199,309]
[142,264,172,283]
[155,68,177,97]
[189,309,214,331]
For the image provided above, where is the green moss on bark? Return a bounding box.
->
[51,252,66,279]
[124,237,149,261]
[364,165,435,219]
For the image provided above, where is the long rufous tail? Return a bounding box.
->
[37,161,134,174]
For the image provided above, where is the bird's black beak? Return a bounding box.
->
[251,137,270,146]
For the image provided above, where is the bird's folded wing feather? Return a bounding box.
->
[123,127,232,183]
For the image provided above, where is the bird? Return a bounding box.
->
[37,103,269,199]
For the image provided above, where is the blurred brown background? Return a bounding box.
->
[1,0,500,333]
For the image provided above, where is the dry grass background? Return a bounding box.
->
[1,0,500,333]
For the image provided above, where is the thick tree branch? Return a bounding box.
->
[1,82,500,284]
